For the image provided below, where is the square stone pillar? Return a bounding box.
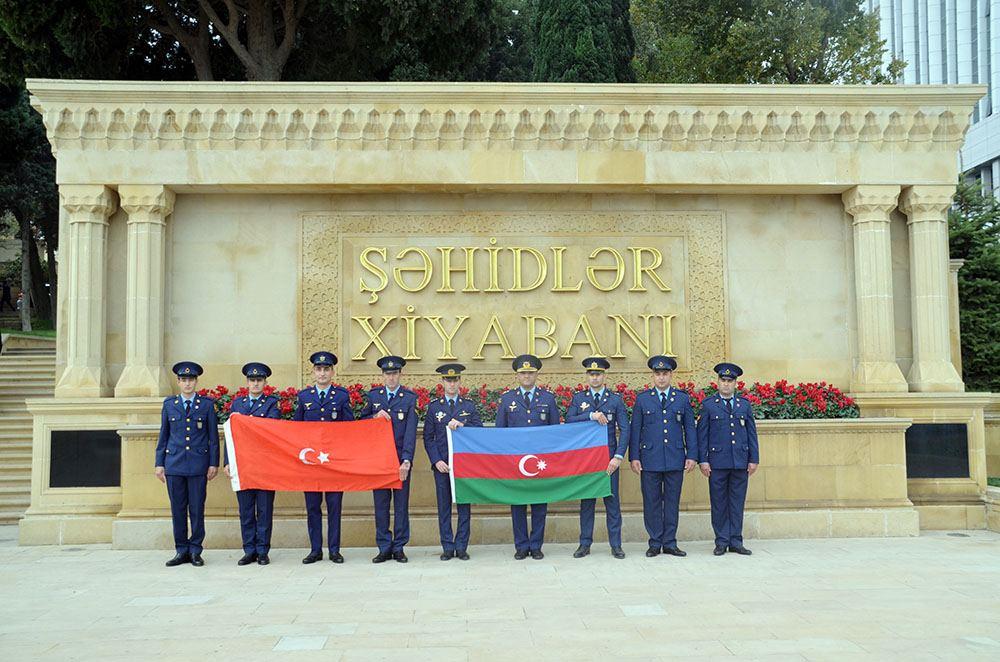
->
[114,185,176,397]
[949,259,965,378]
[55,185,117,397]
[842,185,908,393]
[899,186,965,392]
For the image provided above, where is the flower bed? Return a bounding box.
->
[199,379,858,424]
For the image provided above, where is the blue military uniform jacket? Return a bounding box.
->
[697,395,760,469]
[423,396,483,466]
[361,386,418,463]
[628,388,697,471]
[155,395,219,476]
[495,388,560,428]
[293,385,354,423]
[224,394,280,467]
[566,389,630,457]
[230,394,280,419]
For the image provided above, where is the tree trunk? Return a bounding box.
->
[28,231,51,322]
[18,214,31,332]
[46,240,57,327]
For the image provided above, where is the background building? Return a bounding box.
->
[869,0,1000,195]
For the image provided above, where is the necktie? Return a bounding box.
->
[318,390,326,401]
[448,399,455,412]
[523,391,531,407]
[660,392,667,409]
[184,400,191,416]
[726,399,733,414]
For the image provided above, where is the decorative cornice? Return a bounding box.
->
[899,185,956,220]
[27,80,986,156]
[59,184,117,221]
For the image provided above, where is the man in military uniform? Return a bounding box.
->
[423,363,482,560]
[565,357,629,559]
[361,355,418,563]
[223,362,280,566]
[295,351,354,564]
[496,354,560,560]
[628,356,697,558]
[698,362,759,556]
[155,361,219,567]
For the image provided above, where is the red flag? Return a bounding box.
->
[224,414,402,492]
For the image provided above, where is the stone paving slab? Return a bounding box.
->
[1,526,999,660]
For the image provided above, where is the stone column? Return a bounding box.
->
[949,259,965,378]
[899,186,965,392]
[114,185,175,397]
[842,185,908,393]
[55,185,117,397]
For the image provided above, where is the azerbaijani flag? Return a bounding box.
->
[448,421,611,505]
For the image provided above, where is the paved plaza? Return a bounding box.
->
[2,526,999,661]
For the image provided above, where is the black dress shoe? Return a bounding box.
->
[729,545,752,555]
[645,546,660,557]
[393,550,408,563]
[237,553,257,566]
[530,550,544,560]
[372,551,392,564]
[440,550,455,561]
[572,545,590,558]
[662,547,687,557]
[257,555,270,565]
[165,553,190,567]
[302,552,322,564]
[713,546,727,556]
[457,550,470,560]
[190,555,205,566]
[330,552,344,564]
[611,546,626,559]
[514,549,528,560]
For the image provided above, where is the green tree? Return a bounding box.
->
[632,0,904,84]
[0,86,57,330]
[532,0,635,83]
[949,181,1000,393]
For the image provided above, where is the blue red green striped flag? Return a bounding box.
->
[448,421,612,505]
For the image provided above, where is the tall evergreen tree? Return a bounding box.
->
[532,0,635,83]
[949,181,1000,394]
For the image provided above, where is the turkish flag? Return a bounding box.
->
[224,414,402,492]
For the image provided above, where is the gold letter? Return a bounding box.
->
[472,315,515,360]
[560,315,604,358]
[509,247,547,292]
[586,247,625,291]
[523,315,558,359]
[629,247,671,292]
[608,314,655,358]
[359,247,388,304]
[550,247,582,292]
[485,239,502,292]
[392,247,433,292]
[401,306,420,360]
[351,316,395,360]
[437,247,478,293]
[425,315,469,360]
[658,314,677,356]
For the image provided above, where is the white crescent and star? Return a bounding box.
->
[517,454,547,477]
[298,448,331,465]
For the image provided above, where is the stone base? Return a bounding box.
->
[113,365,173,397]
[850,360,909,393]
[14,507,923,548]
[914,503,987,530]
[18,515,113,546]
[987,488,1000,533]
[907,359,965,392]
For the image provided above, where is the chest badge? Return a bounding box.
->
[397,411,405,420]
[197,420,203,429]
[509,402,517,411]
[435,411,446,421]
[741,419,746,427]
[580,402,589,410]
